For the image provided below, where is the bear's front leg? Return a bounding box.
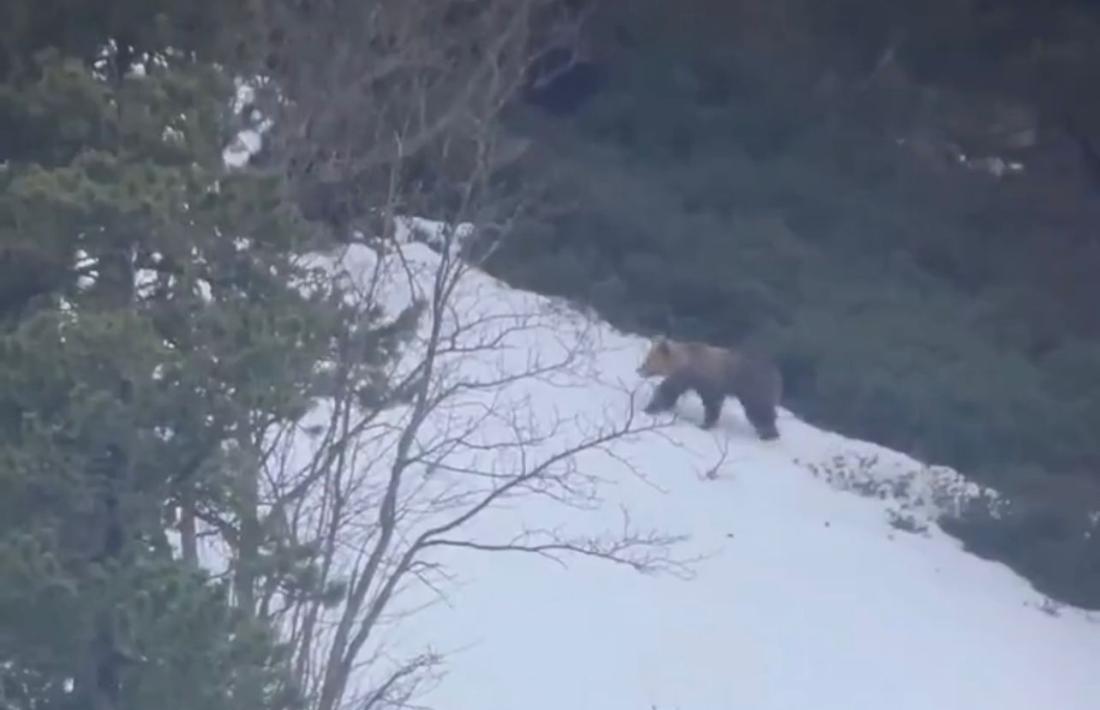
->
[698,389,725,429]
[643,372,692,415]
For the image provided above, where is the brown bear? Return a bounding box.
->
[636,337,783,440]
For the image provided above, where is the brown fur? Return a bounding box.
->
[636,337,783,440]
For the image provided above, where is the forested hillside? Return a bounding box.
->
[3,2,1099,708]
[0,1,571,708]
[488,0,1100,608]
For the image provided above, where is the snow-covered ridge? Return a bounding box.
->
[195,93,1100,708]
[324,217,1005,532]
[267,217,1100,710]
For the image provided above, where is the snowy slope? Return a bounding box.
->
[296,222,1100,710]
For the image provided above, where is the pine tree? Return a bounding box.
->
[0,5,419,710]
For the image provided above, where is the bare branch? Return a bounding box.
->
[200,3,707,710]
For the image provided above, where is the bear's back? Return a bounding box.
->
[680,341,780,400]
[674,341,739,381]
[663,339,782,400]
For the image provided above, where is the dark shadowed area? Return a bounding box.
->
[484,0,1100,609]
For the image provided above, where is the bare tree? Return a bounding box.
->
[189,3,715,709]
[255,224,697,710]
[238,0,588,240]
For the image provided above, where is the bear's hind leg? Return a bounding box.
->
[644,372,692,415]
[740,397,780,441]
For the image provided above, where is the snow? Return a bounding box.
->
[295,223,1100,710]
[190,72,1099,710]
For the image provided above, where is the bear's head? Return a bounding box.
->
[637,337,679,377]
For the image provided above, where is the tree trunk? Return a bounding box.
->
[179,486,199,567]
[234,429,260,615]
